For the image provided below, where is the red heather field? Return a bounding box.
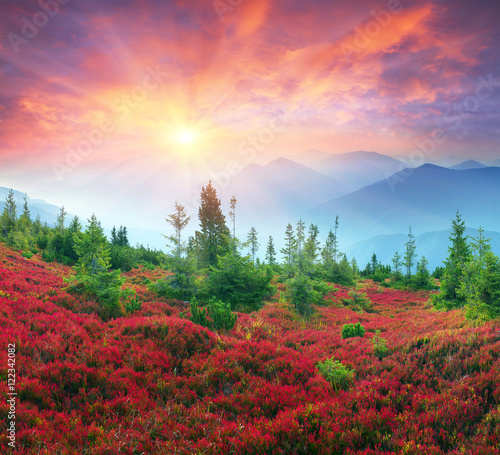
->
[1,243,500,454]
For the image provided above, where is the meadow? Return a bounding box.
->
[1,242,500,454]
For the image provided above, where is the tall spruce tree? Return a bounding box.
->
[391,250,403,280]
[370,253,378,276]
[322,230,336,268]
[442,211,470,302]
[265,235,277,266]
[111,227,118,245]
[403,226,417,279]
[333,215,340,263]
[73,214,110,275]
[296,219,306,255]
[117,226,129,247]
[56,206,67,233]
[459,229,500,320]
[281,223,297,276]
[303,224,320,265]
[1,189,17,237]
[196,181,229,267]
[433,211,470,309]
[246,227,259,264]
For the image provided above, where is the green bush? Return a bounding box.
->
[317,358,354,391]
[124,295,143,314]
[30,247,38,255]
[203,252,273,313]
[287,274,313,318]
[190,298,237,332]
[110,245,138,272]
[341,322,366,339]
[286,275,336,318]
[342,289,372,312]
[208,298,237,331]
[372,330,389,359]
[190,298,210,328]
[21,251,33,259]
[66,270,130,320]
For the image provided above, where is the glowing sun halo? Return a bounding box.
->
[177,129,196,145]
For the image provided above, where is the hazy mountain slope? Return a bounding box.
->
[450,160,487,170]
[310,151,408,192]
[289,149,333,167]
[309,164,500,245]
[216,158,344,224]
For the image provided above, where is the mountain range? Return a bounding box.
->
[2,152,500,265]
[308,164,500,244]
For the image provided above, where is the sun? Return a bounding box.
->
[176,129,196,145]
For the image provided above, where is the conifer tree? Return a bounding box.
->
[56,206,67,233]
[32,214,42,236]
[391,250,403,280]
[16,194,32,235]
[246,227,259,264]
[196,181,230,267]
[351,258,359,278]
[296,219,306,255]
[303,224,320,266]
[1,189,17,237]
[460,231,500,321]
[20,194,31,225]
[165,202,190,260]
[281,223,297,275]
[441,211,470,302]
[64,216,82,262]
[111,227,118,245]
[370,253,378,276]
[333,215,339,263]
[322,230,336,268]
[433,211,470,309]
[117,226,129,247]
[403,226,417,279]
[265,235,277,266]
[73,214,110,275]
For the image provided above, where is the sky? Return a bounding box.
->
[0,0,500,210]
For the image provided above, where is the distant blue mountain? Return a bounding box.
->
[217,157,344,223]
[450,160,487,170]
[309,164,500,246]
[309,151,408,192]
